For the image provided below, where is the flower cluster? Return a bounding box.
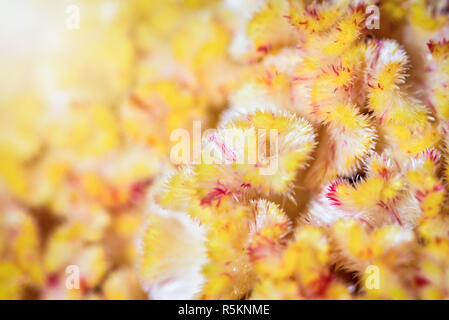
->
[140,0,449,300]
[1,0,449,300]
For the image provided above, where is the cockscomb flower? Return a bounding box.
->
[285,1,378,187]
[305,153,402,228]
[331,219,449,299]
[225,35,377,189]
[159,110,316,206]
[425,39,449,123]
[365,40,439,160]
[304,149,445,231]
[250,225,351,299]
[138,110,314,299]
[136,0,449,300]
[227,0,294,61]
[329,219,424,299]
[137,204,209,299]
[138,199,291,299]
[210,110,316,197]
[3,0,449,301]
[330,219,416,273]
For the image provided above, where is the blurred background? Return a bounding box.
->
[0,0,237,299]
